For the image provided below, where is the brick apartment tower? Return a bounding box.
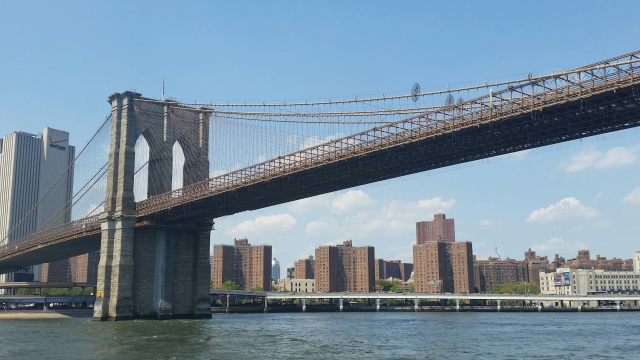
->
[294,255,315,279]
[375,259,413,282]
[211,238,272,291]
[413,214,473,293]
[416,213,455,244]
[315,240,375,293]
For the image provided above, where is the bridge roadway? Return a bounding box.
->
[1,51,640,270]
[265,291,640,305]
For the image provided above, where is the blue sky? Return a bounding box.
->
[2,1,639,271]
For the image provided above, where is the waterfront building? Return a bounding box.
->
[416,213,455,244]
[473,249,551,292]
[552,249,633,272]
[272,258,281,283]
[524,248,550,285]
[413,241,473,293]
[540,267,640,295]
[276,278,315,293]
[294,255,314,279]
[0,127,97,285]
[211,238,272,291]
[374,259,413,282]
[286,267,294,279]
[315,240,375,293]
[473,256,529,293]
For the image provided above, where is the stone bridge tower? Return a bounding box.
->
[93,91,212,321]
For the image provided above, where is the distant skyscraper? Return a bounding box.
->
[211,238,272,291]
[0,127,78,285]
[272,258,280,283]
[315,240,375,293]
[416,213,455,244]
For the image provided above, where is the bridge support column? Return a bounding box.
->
[578,301,582,312]
[455,299,460,311]
[616,300,621,311]
[496,299,501,312]
[301,299,306,312]
[376,298,380,311]
[538,301,542,312]
[94,91,212,321]
[339,298,344,312]
[414,298,419,311]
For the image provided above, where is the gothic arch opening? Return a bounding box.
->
[172,142,185,191]
[134,135,149,201]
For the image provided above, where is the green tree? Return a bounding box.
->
[219,280,240,290]
[253,286,263,291]
[389,280,403,293]
[375,279,393,292]
[490,282,540,295]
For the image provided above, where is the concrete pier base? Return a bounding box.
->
[93,222,212,321]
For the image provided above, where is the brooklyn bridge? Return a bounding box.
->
[1,50,639,320]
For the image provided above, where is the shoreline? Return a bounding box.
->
[0,311,71,319]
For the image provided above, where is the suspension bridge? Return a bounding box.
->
[0,50,639,320]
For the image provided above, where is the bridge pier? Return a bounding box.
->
[301,299,307,312]
[339,298,344,312]
[93,91,212,321]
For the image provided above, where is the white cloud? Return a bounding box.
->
[289,194,333,213]
[303,193,456,240]
[227,214,296,238]
[562,145,640,172]
[531,237,589,255]
[478,219,498,228]
[500,149,531,161]
[623,187,640,204]
[85,203,104,217]
[526,197,599,223]
[564,149,602,172]
[595,146,638,169]
[331,190,376,213]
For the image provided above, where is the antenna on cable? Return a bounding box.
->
[162,79,165,100]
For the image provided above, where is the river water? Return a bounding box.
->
[0,312,638,359]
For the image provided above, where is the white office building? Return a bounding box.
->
[0,127,74,282]
[540,266,640,296]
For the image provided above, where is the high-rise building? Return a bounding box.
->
[416,213,455,244]
[413,214,472,293]
[286,267,294,279]
[315,240,375,293]
[294,255,315,279]
[211,238,272,291]
[272,258,281,283]
[413,241,473,293]
[0,127,83,284]
[374,259,413,282]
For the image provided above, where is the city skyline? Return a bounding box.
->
[1,3,639,274]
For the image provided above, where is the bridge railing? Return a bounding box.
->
[0,215,100,260]
[136,51,640,217]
